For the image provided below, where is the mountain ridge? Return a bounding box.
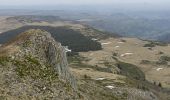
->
[0,29,84,99]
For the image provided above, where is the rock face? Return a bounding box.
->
[46,41,77,89]
[0,29,82,99]
[22,29,76,89]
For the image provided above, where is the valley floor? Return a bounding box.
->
[72,37,170,88]
[69,37,170,99]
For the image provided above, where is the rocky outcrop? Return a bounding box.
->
[13,29,77,89]
[0,29,82,99]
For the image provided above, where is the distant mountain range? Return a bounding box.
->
[157,33,170,43]
[77,13,170,43]
[1,10,170,43]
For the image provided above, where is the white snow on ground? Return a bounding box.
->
[65,46,72,52]
[156,68,163,71]
[101,42,111,45]
[95,78,105,81]
[92,38,98,41]
[105,85,115,89]
[65,48,72,52]
[114,46,120,48]
[120,53,133,57]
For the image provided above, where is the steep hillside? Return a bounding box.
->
[0,29,84,99]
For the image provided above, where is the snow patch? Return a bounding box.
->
[114,46,120,48]
[105,85,115,89]
[120,53,133,57]
[101,42,111,45]
[95,78,105,81]
[156,68,163,71]
[65,46,72,52]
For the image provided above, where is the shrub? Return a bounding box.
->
[137,84,149,91]
[140,60,152,64]
[158,82,162,88]
[160,56,170,62]
[84,74,91,79]
[156,60,168,65]
[144,41,168,47]
[158,51,164,55]
[113,52,118,56]
[144,43,155,47]
[0,57,10,66]
[116,61,145,80]
[156,56,170,65]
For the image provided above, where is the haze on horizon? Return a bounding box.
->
[0,0,170,5]
[0,0,169,11]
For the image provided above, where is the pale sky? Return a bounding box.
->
[0,0,170,5]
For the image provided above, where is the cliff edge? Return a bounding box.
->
[0,29,83,99]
